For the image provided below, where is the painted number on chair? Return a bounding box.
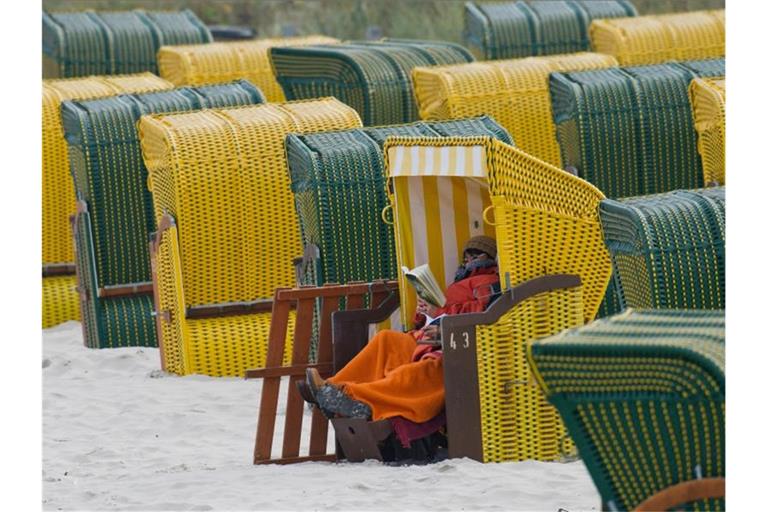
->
[448,331,470,350]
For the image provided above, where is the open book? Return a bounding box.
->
[401,264,446,308]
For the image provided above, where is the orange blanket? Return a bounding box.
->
[327,329,444,423]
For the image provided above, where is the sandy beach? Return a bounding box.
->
[43,321,600,511]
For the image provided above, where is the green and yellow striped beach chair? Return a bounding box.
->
[464,1,637,60]
[61,80,265,348]
[139,99,362,376]
[600,187,725,311]
[43,10,212,78]
[270,40,474,126]
[550,58,725,199]
[529,308,725,511]
[42,73,173,329]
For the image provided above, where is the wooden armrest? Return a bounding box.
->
[42,263,76,277]
[331,291,400,372]
[97,281,154,299]
[634,477,725,511]
[186,299,276,319]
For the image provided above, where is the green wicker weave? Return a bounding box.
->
[285,116,512,287]
[600,187,725,312]
[529,308,725,511]
[550,58,725,199]
[43,9,212,78]
[61,80,265,348]
[270,40,474,126]
[464,1,638,60]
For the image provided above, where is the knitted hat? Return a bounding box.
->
[463,235,497,259]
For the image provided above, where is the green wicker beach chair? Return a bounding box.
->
[270,40,474,126]
[529,308,725,511]
[600,187,725,312]
[43,9,211,78]
[464,1,637,60]
[550,58,725,199]
[285,116,512,290]
[61,80,265,348]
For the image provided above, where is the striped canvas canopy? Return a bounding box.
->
[386,140,495,328]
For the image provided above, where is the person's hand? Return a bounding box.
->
[416,298,437,318]
[421,325,439,341]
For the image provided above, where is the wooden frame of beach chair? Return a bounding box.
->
[528,308,725,510]
[156,36,340,101]
[244,280,399,465]
[140,99,362,377]
[361,135,613,462]
[42,73,173,329]
[689,76,725,186]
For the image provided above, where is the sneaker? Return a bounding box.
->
[314,384,372,420]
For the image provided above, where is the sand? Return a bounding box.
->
[43,321,600,511]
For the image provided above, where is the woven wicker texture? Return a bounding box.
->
[140,98,360,376]
[42,275,81,328]
[529,308,725,511]
[42,73,172,328]
[271,40,474,126]
[43,9,212,78]
[590,10,725,66]
[689,77,725,186]
[413,52,617,167]
[62,81,265,348]
[464,1,637,60]
[157,36,339,101]
[550,58,725,198]
[285,116,511,290]
[383,135,595,461]
[600,187,725,311]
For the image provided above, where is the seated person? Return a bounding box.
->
[302,235,500,423]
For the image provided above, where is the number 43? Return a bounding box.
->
[449,331,470,350]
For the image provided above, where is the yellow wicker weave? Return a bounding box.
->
[589,10,725,66]
[140,98,361,376]
[42,73,172,328]
[412,52,618,167]
[157,36,339,101]
[383,135,603,461]
[689,76,725,186]
[42,275,80,328]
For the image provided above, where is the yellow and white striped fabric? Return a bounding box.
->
[386,139,495,328]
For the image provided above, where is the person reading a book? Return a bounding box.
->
[300,235,500,425]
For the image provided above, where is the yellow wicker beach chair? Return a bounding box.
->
[381,136,611,462]
[590,10,725,66]
[690,77,725,186]
[157,36,339,101]
[412,52,618,167]
[139,99,362,377]
[42,73,173,328]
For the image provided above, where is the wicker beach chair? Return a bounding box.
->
[42,10,211,78]
[689,77,725,187]
[138,99,362,376]
[413,52,617,167]
[157,36,339,102]
[61,81,265,348]
[42,73,173,329]
[464,1,637,61]
[270,40,474,126]
[550,58,725,199]
[285,116,512,290]
[349,135,611,462]
[529,308,725,511]
[590,10,725,66]
[600,187,725,312]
